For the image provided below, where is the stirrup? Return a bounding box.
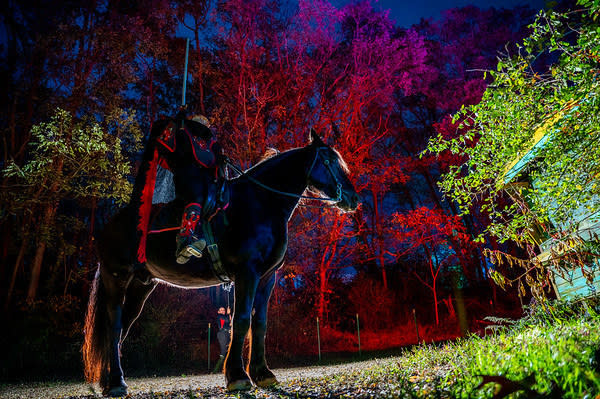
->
[176,238,207,264]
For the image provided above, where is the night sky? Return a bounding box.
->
[170,0,549,43]
[338,0,547,27]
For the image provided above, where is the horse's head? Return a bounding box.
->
[307,129,360,212]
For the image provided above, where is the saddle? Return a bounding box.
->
[147,180,231,283]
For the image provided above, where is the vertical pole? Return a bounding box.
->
[412,308,419,344]
[181,38,190,107]
[452,271,468,336]
[207,323,211,371]
[356,313,361,357]
[316,317,321,362]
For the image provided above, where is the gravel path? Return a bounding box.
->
[0,358,393,399]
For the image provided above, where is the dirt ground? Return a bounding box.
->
[0,358,389,399]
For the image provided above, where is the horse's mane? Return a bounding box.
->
[242,146,306,177]
[236,142,348,177]
[258,147,280,162]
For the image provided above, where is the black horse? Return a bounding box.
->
[82,128,359,396]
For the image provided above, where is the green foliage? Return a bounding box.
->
[3,108,142,211]
[0,107,143,296]
[425,1,600,297]
[268,299,600,398]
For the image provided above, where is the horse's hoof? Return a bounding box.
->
[250,367,278,388]
[227,379,253,391]
[102,378,128,398]
[255,376,279,388]
[102,385,128,397]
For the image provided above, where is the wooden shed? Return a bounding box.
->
[501,101,600,300]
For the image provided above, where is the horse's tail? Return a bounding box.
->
[82,265,110,384]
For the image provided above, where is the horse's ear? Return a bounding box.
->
[331,123,342,139]
[309,128,324,145]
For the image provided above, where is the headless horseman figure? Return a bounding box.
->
[135,111,226,265]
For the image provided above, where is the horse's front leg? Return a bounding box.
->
[249,271,278,387]
[225,271,258,391]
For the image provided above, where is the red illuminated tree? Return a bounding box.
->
[198,0,431,316]
[392,207,470,324]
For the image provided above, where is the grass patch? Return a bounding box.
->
[271,299,600,398]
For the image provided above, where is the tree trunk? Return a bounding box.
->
[26,202,57,302]
[372,191,388,289]
[422,243,440,325]
[87,198,97,263]
[317,217,342,324]
[318,258,327,323]
[421,169,444,210]
[6,180,46,306]
[0,224,9,279]
[430,254,439,325]
[26,156,63,302]
[6,227,30,308]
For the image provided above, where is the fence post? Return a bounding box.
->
[316,317,321,362]
[356,313,361,357]
[207,323,211,371]
[412,308,420,343]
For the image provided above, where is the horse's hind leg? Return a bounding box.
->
[121,277,158,343]
[248,271,278,387]
[100,268,131,397]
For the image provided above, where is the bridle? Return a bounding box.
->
[306,147,343,203]
[225,146,343,205]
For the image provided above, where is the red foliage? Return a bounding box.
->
[134,0,534,350]
[391,206,474,324]
[392,207,468,251]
